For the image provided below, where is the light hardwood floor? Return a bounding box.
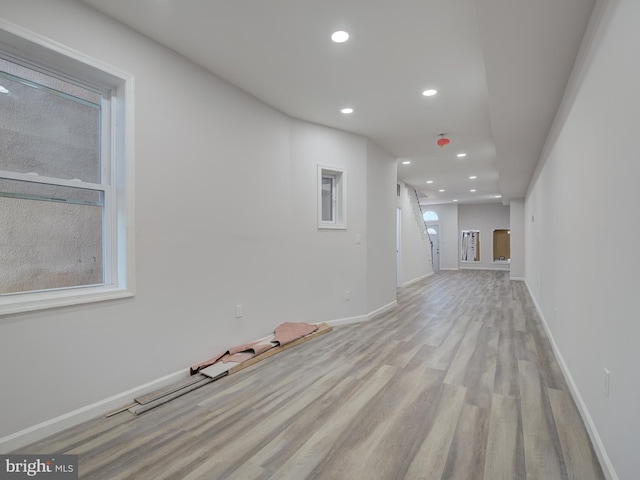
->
[16,271,605,479]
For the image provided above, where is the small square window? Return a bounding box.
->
[318,164,346,229]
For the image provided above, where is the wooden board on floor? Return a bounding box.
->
[227,323,332,375]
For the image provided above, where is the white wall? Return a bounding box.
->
[525,0,640,478]
[509,199,525,280]
[421,203,459,270]
[0,0,397,448]
[396,182,433,286]
[366,140,398,314]
[458,203,510,270]
[288,122,368,322]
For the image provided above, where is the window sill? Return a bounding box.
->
[318,223,347,230]
[0,286,134,316]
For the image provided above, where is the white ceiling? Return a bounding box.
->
[79,0,595,205]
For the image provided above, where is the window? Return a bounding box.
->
[318,164,346,229]
[423,211,439,222]
[0,23,134,315]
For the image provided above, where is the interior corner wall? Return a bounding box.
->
[508,199,525,279]
[524,0,640,478]
[365,140,397,313]
[420,203,459,270]
[458,203,510,270]
[0,0,397,448]
[397,182,433,286]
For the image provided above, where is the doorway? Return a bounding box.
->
[396,208,402,287]
[493,228,511,262]
[427,225,440,272]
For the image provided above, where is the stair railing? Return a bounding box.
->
[411,187,434,265]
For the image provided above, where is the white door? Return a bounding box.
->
[428,224,440,272]
[396,208,402,287]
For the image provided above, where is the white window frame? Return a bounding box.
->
[317,164,346,229]
[0,21,135,315]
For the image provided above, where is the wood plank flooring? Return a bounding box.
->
[15,271,605,479]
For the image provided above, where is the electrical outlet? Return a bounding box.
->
[604,368,610,397]
[344,290,351,301]
[235,304,243,318]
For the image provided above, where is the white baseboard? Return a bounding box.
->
[324,300,398,327]
[510,276,525,281]
[0,368,190,454]
[524,281,618,480]
[402,271,434,287]
[367,300,399,320]
[439,267,459,271]
[459,265,510,271]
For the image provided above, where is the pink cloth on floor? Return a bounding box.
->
[272,322,318,346]
[190,341,270,374]
[223,342,274,363]
[190,322,319,374]
[190,351,227,375]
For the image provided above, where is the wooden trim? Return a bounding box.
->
[228,323,332,375]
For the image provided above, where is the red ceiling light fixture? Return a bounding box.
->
[437,133,450,148]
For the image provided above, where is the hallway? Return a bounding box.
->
[18,271,604,479]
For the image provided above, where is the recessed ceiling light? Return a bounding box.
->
[457,153,467,158]
[438,189,445,192]
[401,161,411,165]
[495,195,502,198]
[453,199,458,202]
[422,89,438,97]
[341,107,354,114]
[426,180,433,184]
[0,86,8,94]
[470,189,476,192]
[469,176,477,179]
[331,31,349,43]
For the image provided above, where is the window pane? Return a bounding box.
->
[0,179,104,294]
[322,176,334,222]
[423,211,438,221]
[0,61,101,183]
